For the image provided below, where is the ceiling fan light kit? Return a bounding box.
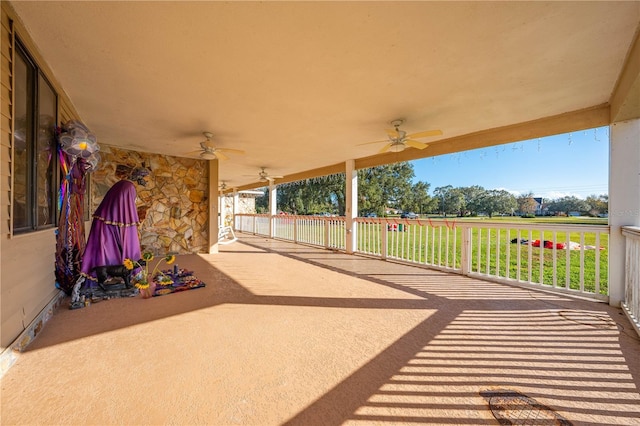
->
[388,142,406,153]
[200,151,217,160]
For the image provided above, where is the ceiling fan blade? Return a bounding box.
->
[358,139,388,146]
[405,139,429,149]
[378,143,392,154]
[406,129,442,139]
[184,150,202,155]
[215,150,229,161]
[385,128,400,138]
[218,148,246,155]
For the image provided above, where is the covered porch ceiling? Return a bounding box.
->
[9,1,640,189]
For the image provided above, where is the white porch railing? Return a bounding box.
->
[236,214,270,236]
[235,214,610,301]
[236,214,346,250]
[622,226,640,335]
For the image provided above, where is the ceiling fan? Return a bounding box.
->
[257,167,283,183]
[186,131,245,160]
[360,119,442,154]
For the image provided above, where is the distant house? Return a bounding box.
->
[533,197,547,215]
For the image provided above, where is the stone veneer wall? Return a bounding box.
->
[221,193,259,219]
[89,146,209,254]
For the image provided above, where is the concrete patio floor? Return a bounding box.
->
[2,234,640,425]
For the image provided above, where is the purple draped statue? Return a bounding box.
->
[78,179,142,288]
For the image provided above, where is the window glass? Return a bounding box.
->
[13,39,58,233]
[37,75,57,226]
[13,47,33,230]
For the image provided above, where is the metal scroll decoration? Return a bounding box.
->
[55,120,101,294]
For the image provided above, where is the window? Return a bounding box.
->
[13,39,58,233]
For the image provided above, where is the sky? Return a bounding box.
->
[411,126,609,200]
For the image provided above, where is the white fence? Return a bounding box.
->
[622,226,640,335]
[235,214,610,301]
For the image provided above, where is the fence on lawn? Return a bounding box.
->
[234,214,610,301]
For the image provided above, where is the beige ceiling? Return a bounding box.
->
[9,1,640,189]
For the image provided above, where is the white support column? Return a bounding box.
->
[345,159,358,254]
[269,181,277,238]
[208,159,220,254]
[609,119,640,306]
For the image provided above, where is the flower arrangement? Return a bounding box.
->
[124,251,176,291]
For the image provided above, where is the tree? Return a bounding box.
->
[476,189,517,218]
[255,187,268,213]
[517,192,538,216]
[358,162,415,215]
[403,181,434,214]
[546,196,590,216]
[585,194,608,217]
[433,185,464,217]
[263,163,419,217]
[276,174,345,215]
[458,185,486,216]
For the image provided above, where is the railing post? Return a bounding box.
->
[269,215,274,238]
[294,217,298,243]
[381,222,388,260]
[324,219,329,248]
[461,225,471,275]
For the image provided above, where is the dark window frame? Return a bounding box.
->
[13,37,59,234]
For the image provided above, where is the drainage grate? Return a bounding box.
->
[480,389,572,425]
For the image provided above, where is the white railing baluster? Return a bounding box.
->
[495,228,501,277]
[461,226,470,275]
[485,229,491,275]
[505,229,511,280]
[381,221,388,260]
[565,231,571,289]
[552,231,557,287]
[516,229,522,281]
[476,228,482,274]
[452,226,458,269]
[438,226,443,266]
[418,223,423,263]
[538,228,544,285]
[412,224,417,262]
[580,232,586,292]
[400,222,405,260]
[528,229,533,283]
[445,226,450,267]
[595,231,601,295]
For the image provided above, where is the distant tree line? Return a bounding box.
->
[255,162,608,218]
